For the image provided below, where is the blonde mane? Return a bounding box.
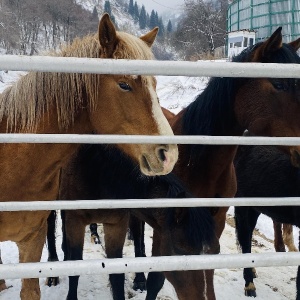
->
[0,31,154,132]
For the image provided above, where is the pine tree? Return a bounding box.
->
[149,10,156,28]
[128,0,134,16]
[155,11,159,27]
[104,1,112,16]
[139,5,147,29]
[146,12,150,28]
[158,18,165,37]
[133,1,139,23]
[167,19,172,33]
[91,6,98,22]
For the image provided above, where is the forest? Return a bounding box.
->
[0,0,228,59]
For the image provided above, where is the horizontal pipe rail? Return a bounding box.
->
[1,252,300,279]
[1,57,300,280]
[1,133,300,146]
[1,55,300,78]
[0,197,300,211]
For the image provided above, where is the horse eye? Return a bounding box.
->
[272,81,287,91]
[118,82,132,91]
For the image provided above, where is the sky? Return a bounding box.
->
[136,0,185,14]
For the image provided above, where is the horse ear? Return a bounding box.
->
[253,27,283,61]
[98,13,119,58]
[140,27,159,47]
[289,38,300,52]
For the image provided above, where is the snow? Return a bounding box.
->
[0,70,299,300]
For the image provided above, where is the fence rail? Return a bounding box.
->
[1,55,300,78]
[0,56,299,282]
[1,133,300,146]
[0,197,300,211]
[1,252,300,279]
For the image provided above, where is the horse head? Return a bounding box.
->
[234,27,300,167]
[89,14,178,175]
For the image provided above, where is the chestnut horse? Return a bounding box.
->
[115,27,300,298]
[234,141,300,297]
[0,13,178,300]
[52,144,217,300]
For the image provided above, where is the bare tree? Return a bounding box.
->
[173,0,227,59]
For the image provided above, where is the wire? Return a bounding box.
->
[150,0,181,10]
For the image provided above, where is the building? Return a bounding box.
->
[227,30,255,60]
[227,0,300,56]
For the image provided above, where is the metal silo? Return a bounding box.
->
[227,0,300,43]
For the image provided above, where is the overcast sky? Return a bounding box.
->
[136,0,185,14]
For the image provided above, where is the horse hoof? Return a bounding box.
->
[244,282,256,297]
[133,281,147,291]
[45,277,59,287]
[245,289,256,297]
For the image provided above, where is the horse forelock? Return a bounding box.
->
[0,31,155,132]
[163,174,215,249]
[166,205,215,250]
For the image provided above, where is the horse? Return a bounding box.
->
[0,13,178,300]
[47,143,217,300]
[272,222,297,252]
[234,141,300,298]
[110,27,300,296]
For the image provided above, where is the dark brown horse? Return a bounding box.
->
[118,27,300,297]
[0,13,178,300]
[170,27,300,241]
[56,144,217,300]
[234,141,300,298]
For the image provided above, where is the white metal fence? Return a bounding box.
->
[1,56,300,280]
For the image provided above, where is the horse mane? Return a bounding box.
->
[181,41,300,164]
[0,31,154,132]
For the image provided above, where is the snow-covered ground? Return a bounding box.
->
[0,70,299,299]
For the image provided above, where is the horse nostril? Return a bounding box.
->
[158,148,166,161]
[142,155,151,172]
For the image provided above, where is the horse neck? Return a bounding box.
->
[170,78,245,198]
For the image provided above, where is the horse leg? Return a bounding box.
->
[146,229,165,300]
[0,249,7,292]
[103,214,129,300]
[273,221,285,252]
[90,223,101,244]
[235,206,260,297]
[129,215,147,291]
[17,216,48,300]
[45,210,60,286]
[282,223,298,252]
[63,212,86,300]
[213,206,229,239]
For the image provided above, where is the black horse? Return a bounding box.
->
[47,144,219,300]
[234,142,300,298]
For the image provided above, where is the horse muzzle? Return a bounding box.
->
[140,144,178,176]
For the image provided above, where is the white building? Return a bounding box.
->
[228,30,255,60]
